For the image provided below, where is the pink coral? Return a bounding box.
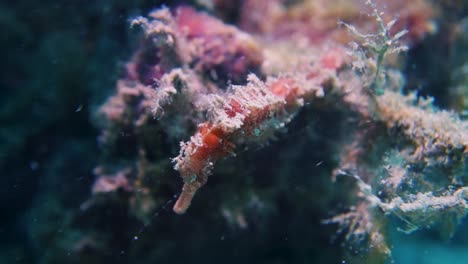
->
[175,6,263,83]
[239,0,435,45]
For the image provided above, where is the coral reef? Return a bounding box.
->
[91,0,468,261]
[90,0,468,259]
[2,0,468,263]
